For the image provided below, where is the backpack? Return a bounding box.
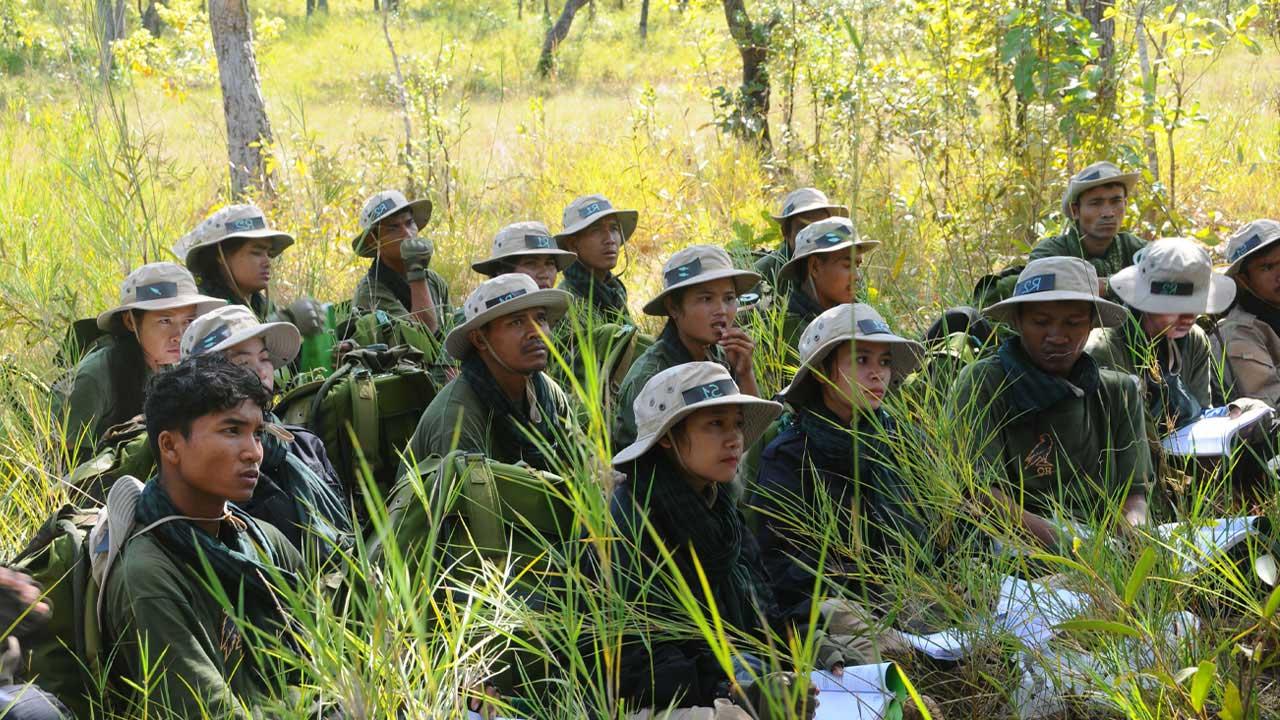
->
[275,345,443,514]
[61,417,153,504]
[54,318,109,369]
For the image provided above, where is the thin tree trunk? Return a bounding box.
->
[1135,4,1160,179]
[638,0,649,40]
[208,0,275,197]
[1079,0,1117,107]
[96,0,126,80]
[538,0,589,77]
[141,0,166,36]
[721,0,772,149]
[382,4,416,195]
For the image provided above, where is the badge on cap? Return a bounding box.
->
[484,288,529,308]
[1013,274,1056,296]
[578,200,612,218]
[664,258,704,287]
[1150,281,1194,297]
[368,197,398,224]
[195,324,233,354]
[225,216,266,233]
[524,235,555,250]
[814,230,850,247]
[1079,170,1102,181]
[135,281,179,300]
[857,319,892,335]
[1231,234,1263,263]
[680,379,736,405]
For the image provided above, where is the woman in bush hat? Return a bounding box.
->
[175,204,296,323]
[756,187,849,299]
[953,256,1151,548]
[473,221,577,290]
[776,217,879,351]
[613,244,761,450]
[1216,219,1280,407]
[52,262,224,461]
[1085,237,1237,434]
[554,194,639,325]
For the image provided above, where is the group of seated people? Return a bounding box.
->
[11,159,1280,718]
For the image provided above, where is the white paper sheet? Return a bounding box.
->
[1154,516,1263,573]
[811,664,895,720]
[1160,405,1272,456]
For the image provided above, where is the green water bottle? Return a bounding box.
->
[299,303,337,374]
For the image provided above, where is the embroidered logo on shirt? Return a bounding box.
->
[1025,433,1055,478]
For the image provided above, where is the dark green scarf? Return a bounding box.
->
[997,336,1101,413]
[259,414,353,559]
[1113,313,1203,430]
[656,321,730,370]
[785,284,825,325]
[367,257,412,312]
[134,479,296,629]
[460,354,559,471]
[561,261,632,324]
[198,278,272,322]
[624,453,775,632]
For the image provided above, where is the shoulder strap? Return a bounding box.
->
[457,453,506,555]
[348,368,382,471]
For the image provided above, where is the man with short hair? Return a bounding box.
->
[351,190,451,334]
[554,194,639,325]
[1216,219,1280,406]
[755,187,849,300]
[104,355,301,718]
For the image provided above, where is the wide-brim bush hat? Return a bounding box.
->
[777,217,880,283]
[1224,219,1280,277]
[174,204,295,267]
[445,273,572,361]
[1060,161,1141,216]
[554,194,638,244]
[779,303,923,404]
[352,190,433,258]
[642,244,762,316]
[612,361,783,466]
[1110,237,1235,315]
[180,304,301,367]
[771,187,849,221]
[96,262,226,333]
[472,221,578,276]
[984,256,1128,328]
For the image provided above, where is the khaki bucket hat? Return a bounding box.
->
[554,194,639,242]
[472,221,579,277]
[1110,237,1235,315]
[642,245,762,316]
[181,304,301,367]
[612,361,783,466]
[1061,161,1141,216]
[174,204,295,266]
[96,262,226,333]
[352,190,433,258]
[444,273,572,361]
[983,256,1128,328]
[779,303,923,404]
[777,217,880,283]
[1224,219,1280,277]
[771,187,849,221]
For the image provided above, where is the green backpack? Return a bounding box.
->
[62,418,154,504]
[275,345,443,514]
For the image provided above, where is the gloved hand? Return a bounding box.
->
[402,236,435,282]
[284,297,325,337]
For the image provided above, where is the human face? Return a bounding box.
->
[819,341,892,421]
[472,307,553,375]
[668,278,739,346]
[1140,312,1197,341]
[808,249,865,308]
[567,216,623,273]
[125,306,199,370]
[223,336,275,391]
[373,209,419,264]
[783,209,833,249]
[1240,243,1280,307]
[221,238,274,295]
[1071,185,1127,246]
[1017,301,1094,377]
[510,254,561,289]
[662,406,746,488]
[159,399,264,511]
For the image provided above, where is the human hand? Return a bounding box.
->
[717,326,756,377]
[402,237,434,281]
[285,297,325,337]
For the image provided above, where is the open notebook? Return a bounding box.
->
[810,663,900,720]
[1161,405,1272,456]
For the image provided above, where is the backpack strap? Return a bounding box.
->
[457,453,506,556]
[348,368,382,472]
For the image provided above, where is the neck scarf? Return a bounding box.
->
[460,353,559,471]
[786,283,826,324]
[1236,286,1280,338]
[561,261,631,324]
[997,335,1101,414]
[259,414,354,557]
[198,278,270,322]
[367,257,412,312]
[134,479,296,629]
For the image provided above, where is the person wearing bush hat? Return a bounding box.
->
[1085,238,1238,434]
[953,256,1152,548]
[472,221,578,289]
[52,262,225,462]
[398,274,576,478]
[554,193,639,325]
[1025,161,1145,302]
[613,245,762,451]
[350,189,450,334]
[1215,219,1280,407]
[179,305,353,562]
[754,187,849,299]
[777,217,880,351]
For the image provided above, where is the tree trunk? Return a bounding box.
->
[306,0,328,15]
[208,0,275,197]
[1135,4,1160,180]
[1079,0,1116,107]
[721,0,772,149]
[638,0,649,40]
[141,0,166,36]
[96,0,126,80]
[538,0,589,77]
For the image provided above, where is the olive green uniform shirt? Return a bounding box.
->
[50,344,151,462]
[613,327,731,451]
[1086,324,1212,420]
[104,518,302,718]
[1028,227,1147,302]
[754,243,794,299]
[351,268,452,329]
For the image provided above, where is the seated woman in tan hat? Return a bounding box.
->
[776,217,879,351]
[473,221,577,290]
[51,262,224,461]
[350,190,450,335]
[554,194,638,325]
[603,362,798,714]
[755,187,849,299]
[613,245,761,450]
[752,303,930,672]
[398,273,576,478]
[1085,237,1238,435]
[952,256,1152,548]
[1215,219,1280,407]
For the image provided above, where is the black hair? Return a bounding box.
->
[144,353,271,456]
[187,237,248,289]
[103,320,148,429]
